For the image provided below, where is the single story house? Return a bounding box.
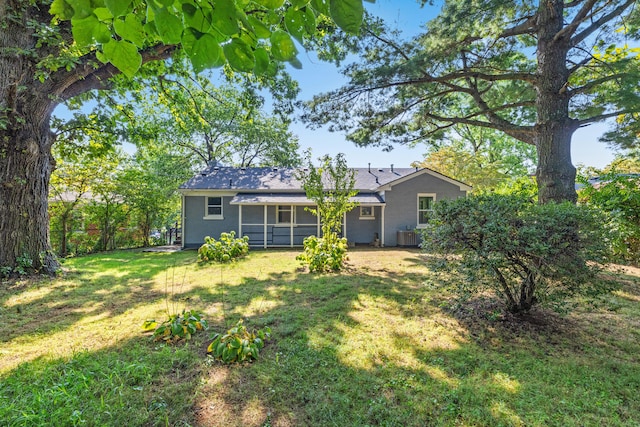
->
[179,164,471,248]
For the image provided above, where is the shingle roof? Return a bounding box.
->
[179,166,424,192]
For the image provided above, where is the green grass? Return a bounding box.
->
[1,249,639,426]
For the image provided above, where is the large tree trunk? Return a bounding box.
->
[535,0,578,204]
[0,1,59,273]
[0,105,59,274]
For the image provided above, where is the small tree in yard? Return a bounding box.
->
[296,154,358,273]
[420,194,615,314]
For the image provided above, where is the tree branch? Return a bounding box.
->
[554,0,598,41]
[53,44,177,102]
[568,73,627,96]
[576,108,640,126]
[570,0,636,46]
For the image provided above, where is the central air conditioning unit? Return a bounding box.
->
[397,230,417,247]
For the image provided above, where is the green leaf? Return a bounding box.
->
[95,49,108,63]
[291,0,310,8]
[310,0,329,15]
[215,342,225,357]
[285,8,305,43]
[93,21,112,43]
[171,322,183,336]
[330,0,363,34]
[104,0,131,17]
[50,0,74,20]
[71,14,100,47]
[254,0,284,9]
[114,13,145,47]
[253,47,270,75]
[154,7,183,44]
[211,0,239,36]
[183,30,224,72]
[247,15,271,39]
[289,57,303,69]
[67,0,92,19]
[93,7,113,21]
[143,20,158,37]
[223,38,255,72]
[303,7,316,33]
[270,30,297,61]
[182,1,212,33]
[102,39,142,78]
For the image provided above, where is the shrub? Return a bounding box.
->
[420,194,615,314]
[578,173,640,265]
[207,320,271,364]
[143,310,208,344]
[296,234,349,272]
[198,231,249,263]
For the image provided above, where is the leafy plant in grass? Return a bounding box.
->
[198,231,249,263]
[144,310,208,344]
[297,235,349,272]
[143,266,208,344]
[420,194,616,314]
[207,320,271,364]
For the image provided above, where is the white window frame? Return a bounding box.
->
[276,205,295,225]
[417,193,436,228]
[359,206,375,220]
[204,196,224,220]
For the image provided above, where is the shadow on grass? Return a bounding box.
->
[0,251,195,343]
[188,257,640,426]
[2,249,639,427]
[0,335,207,426]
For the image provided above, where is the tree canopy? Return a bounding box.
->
[305,0,640,203]
[125,75,302,169]
[413,126,536,190]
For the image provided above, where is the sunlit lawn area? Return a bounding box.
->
[1,248,639,426]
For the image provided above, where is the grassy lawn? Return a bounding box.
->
[1,248,639,426]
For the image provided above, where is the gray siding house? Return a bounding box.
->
[179,165,471,248]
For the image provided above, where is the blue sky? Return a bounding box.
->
[286,0,619,169]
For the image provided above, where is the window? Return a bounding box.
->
[205,196,223,219]
[417,194,435,226]
[359,206,375,220]
[277,205,294,224]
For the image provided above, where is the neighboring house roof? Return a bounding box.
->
[179,165,472,192]
[575,173,640,190]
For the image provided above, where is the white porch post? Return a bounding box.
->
[381,205,386,247]
[180,194,185,248]
[290,205,294,247]
[263,205,268,248]
[238,205,243,239]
